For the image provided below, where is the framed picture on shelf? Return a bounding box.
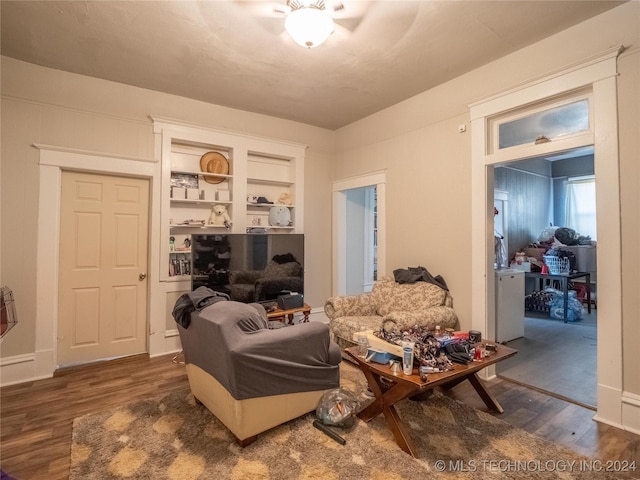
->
[171,173,199,200]
[170,173,199,189]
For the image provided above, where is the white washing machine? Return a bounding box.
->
[495,269,525,343]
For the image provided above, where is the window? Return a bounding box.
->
[487,89,593,154]
[565,176,596,240]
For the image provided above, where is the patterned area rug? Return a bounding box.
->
[71,363,629,480]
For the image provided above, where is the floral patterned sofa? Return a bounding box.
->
[324,276,459,353]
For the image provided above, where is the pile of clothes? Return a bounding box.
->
[524,290,553,313]
[524,287,584,322]
[548,288,584,322]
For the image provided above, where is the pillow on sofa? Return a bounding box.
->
[373,276,446,316]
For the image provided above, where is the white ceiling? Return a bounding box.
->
[0,0,625,130]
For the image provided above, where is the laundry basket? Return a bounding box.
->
[543,255,570,275]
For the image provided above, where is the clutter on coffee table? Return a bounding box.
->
[356,326,492,370]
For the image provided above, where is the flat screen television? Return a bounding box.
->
[190,233,304,303]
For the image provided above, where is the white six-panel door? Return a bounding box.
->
[58,171,149,366]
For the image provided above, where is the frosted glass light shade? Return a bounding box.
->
[285,7,334,48]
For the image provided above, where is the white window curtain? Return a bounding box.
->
[564,176,597,240]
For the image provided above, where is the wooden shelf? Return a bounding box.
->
[246,203,294,208]
[247,177,293,187]
[172,169,232,180]
[169,224,228,229]
[171,199,231,206]
[166,275,191,282]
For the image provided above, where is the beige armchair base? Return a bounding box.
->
[186,364,331,446]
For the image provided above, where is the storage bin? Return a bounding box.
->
[543,255,570,274]
[366,348,401,364]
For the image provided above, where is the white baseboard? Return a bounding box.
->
[477,364,497,381]
[148,328,182,358]
[1,334,186,384]
[594,383,623,428]
[165,328,179,338]
[621,391,640,435]
[309,306,329,324]
[0,353,53,387]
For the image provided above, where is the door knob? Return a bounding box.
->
[139,273,147,280]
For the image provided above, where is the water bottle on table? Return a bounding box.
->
[356,327,368,357]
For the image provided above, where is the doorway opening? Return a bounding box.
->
[344,186,377,295]
[470,46,622,428]
[493,147,598,408]
[332,170,386,296]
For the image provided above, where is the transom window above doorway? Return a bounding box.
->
[488,89,592,153]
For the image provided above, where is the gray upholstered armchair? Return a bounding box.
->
[177,300,341,446]
[229,258,303,302]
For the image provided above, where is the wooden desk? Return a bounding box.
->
[525,271,591,322]
[346,344,517,458]
[266,303,311,324]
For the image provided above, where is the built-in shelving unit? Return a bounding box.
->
[152,117,306,283]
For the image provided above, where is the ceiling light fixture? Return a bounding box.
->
[285,0,335,48]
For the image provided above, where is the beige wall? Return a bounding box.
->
[0,57,335,357]
[334,2,639,396]
[333,113,473,325]
[1,2,638,405]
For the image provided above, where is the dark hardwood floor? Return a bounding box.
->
[496,312,598,408]
[0,354,188,480]
[1,353,638,479]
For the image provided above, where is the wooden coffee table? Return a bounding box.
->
[266,303,311,324]
[346,343,517,457]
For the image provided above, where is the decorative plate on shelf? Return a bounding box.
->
[268,206,292,226]
[199,151,229,184]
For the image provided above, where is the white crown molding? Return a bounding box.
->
[468,45,623,113]
[149,115,308,151]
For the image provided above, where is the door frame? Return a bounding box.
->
[469,47,624,428]
[34,145,157,378]
[332,170,386,296]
